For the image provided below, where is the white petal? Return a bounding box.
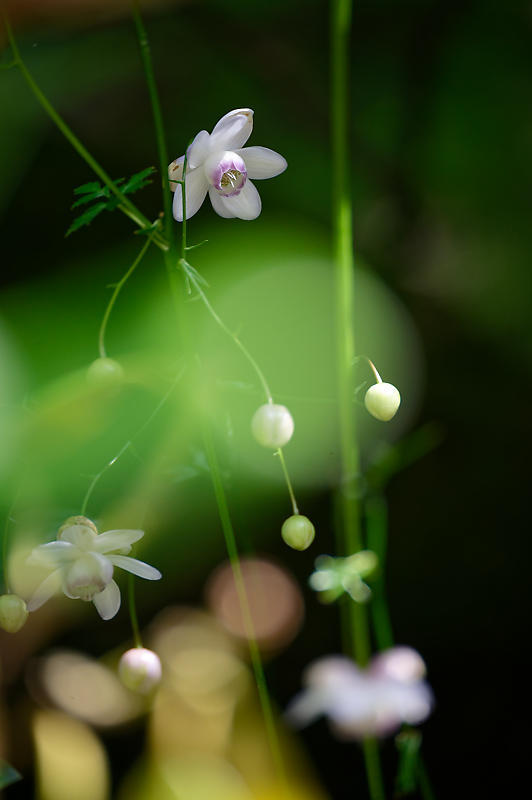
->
[28,541,77,566]
[94,529,144,555]
[168,155,184,192]
[59,524,98,549]
[172,167,208,221]
[208,187,236,218]
[210,108,254,151]
[219,180,262,220]
[236,146,287,179]
[27,569,62,611]
[285,688,329,727]
[92,580,121,620]
[108,554,162,580]
[187,130,210,168]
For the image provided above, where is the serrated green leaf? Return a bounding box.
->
[1,760,22,790]
[123,166,156,195]
[73,181,102,195]
[66,202,108,236]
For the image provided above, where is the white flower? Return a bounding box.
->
[286,647,433,739]
[168,108,287,221]
[27,516,161,621]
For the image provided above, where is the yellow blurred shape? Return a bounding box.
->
[158,753,253,800]
[38,650,143,726]
[149,608,248,755]
[33,709,109,800]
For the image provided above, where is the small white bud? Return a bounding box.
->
[118,647,162,694]
[364,382,401,422]
[87,357,124,385]
[0,594,29,633]
[281,515,315,551]
[251,404,294,448]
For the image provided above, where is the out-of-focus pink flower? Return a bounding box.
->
[286,647,434,739]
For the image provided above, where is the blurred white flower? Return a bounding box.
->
[286,647,433,739]
[169,108,287,221]
[27,516,161,620]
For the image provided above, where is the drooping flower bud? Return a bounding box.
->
[364,382,401,422]
[118,647,162,694]
[251,404,294,448]
[87,357,124,385]
[0,594,29,633]
[281,515,315,551]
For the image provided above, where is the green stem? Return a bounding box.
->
[128,574,143,648]
[98,234,154,358]
[365,493,394,651]
[2,11,167,250]
[417,757,437,800]
[130,0,173,246]
[80,366,185,516]
[331,0,385,796]
[276,448,299,514]
[363,738,387,800]
[183,267,273,404]
[201,418,287,786]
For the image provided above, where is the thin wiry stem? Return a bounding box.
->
[98,233,154,359]
[130,0,173,246]
[201,417,287,786]
[331,0,385,797]
[276,448,299,515]
[128,574,143,648]
[80,366,185,516]
[183,264,274,404]
[2,10,167,250]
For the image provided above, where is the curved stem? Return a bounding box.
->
[98,233,154,358]
[201,417,287,786]
[2,11,167,250]
[80,366,185,516]
[276,448,299,515]
[183,266,273,404]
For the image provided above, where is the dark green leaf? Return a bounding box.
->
[66,202,108,236]
[73,181,102,195]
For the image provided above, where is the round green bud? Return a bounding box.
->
[87,357,124,385]
[118,647,162,694]
[0,594,29,633]
[281,515,315,551]
[58,516,98,536]
[364,382,401,422]
[251,404,294,448]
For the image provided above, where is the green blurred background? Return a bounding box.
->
[1,0,531,797]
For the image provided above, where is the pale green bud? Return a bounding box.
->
[364,382,401,422]
[281,515,315,551]
[0,594,29,633]
[119,647,162,694]
[251,403,294,448]
[58,516,98,536]
[87,357,124,385]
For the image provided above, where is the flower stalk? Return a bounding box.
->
[331,0,385,796]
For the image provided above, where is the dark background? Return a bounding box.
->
[1,0,531,797]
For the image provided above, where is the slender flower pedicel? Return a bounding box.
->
[169,108,287,221]
[27,516,161,620]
